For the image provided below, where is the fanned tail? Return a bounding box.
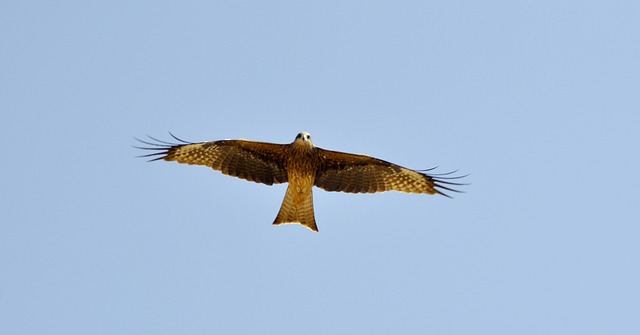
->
[273,185,318,232]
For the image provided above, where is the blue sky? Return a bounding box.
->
[1,1,638,334]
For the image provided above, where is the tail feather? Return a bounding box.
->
[273,185,318,232]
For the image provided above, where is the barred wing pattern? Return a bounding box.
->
[315,148,460,197]
[137,136,288,185]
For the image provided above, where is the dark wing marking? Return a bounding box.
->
[135,134,288,185]
[314,148,465,197]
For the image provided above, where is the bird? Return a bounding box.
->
[135,132,465,232]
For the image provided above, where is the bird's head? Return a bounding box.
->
[294,131,315,147]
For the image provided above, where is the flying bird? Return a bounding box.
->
[136,132,465,232]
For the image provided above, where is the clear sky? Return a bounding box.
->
[1,1,638,334]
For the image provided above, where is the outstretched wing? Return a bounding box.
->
[136,134,288,185]
[314,148,464,197]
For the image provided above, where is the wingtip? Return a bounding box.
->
[420,168,469,198]
[133,132,192,161]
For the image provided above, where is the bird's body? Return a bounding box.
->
[137,132,464,232]
[277,137,318,229]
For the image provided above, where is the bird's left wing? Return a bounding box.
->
[314,148,464,197]
[136,135,288,185]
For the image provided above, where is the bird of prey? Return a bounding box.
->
[136,132,464,232]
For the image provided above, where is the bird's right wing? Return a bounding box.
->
[136,134,288,185]
[314,148,464,197]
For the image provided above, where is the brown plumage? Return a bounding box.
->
[136,132,465,232]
